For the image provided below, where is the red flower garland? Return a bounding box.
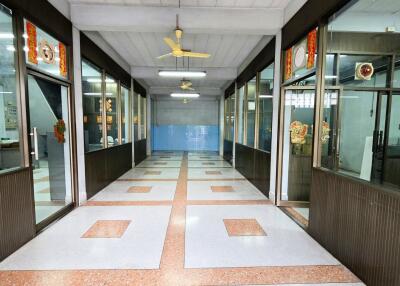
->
[54,119,66,143]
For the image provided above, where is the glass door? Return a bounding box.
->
[27,73,73,225]
[383,93,400,188]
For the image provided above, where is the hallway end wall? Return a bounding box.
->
[152,99,219,151]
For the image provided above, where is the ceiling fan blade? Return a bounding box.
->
[182,51,211,58]
[164,37,179,51]
[157,53,173,59]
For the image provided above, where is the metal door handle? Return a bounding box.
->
[30,127,39,161]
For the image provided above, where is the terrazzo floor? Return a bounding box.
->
[0,152,364,286]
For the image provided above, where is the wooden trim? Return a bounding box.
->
[134,79,147,98]
[80,32,131,88]
[1,0,72,45]
[237,38,276,89]
[309,168,400,286]
[281,0,352,50]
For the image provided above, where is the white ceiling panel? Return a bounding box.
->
[65,0,302,96]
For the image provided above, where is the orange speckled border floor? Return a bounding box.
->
[0,152,362,286]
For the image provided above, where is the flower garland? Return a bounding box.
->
[290,121,308,144]
[54,119,66,143]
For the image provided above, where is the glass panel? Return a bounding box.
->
[0,6,21,173]
[384,94,400,188]
[338,91,377,180]
[246,77,256,147]
[82,60,103,152]
[229,93,235,141]
[321,90,338,169]
[105,75,118,146]
[237,86,245,144]
[133,92,139,141]
[339,55,389,88]
[121,86,130,144]
[394,56,400,88]
[224,98,229,140]
[27,75,72,224]
[258,63,274,151]
[281,88,315,203]
[140,96,146,139]
[24,19,68,79]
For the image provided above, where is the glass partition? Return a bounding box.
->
[140,95,146,139]
[246,77,256,147]
[121,86,130,144]
[82,60,103,152]
[228,94,235,141]
[105,75,118,146]
[319,0,400,190]
[237,86,245,144]
[133,92,139,141]
[258,63,274,152]
[0,6,21,173]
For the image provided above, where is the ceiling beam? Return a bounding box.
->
[71,4,283,35]
[131,66,237,80]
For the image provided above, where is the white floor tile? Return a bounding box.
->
[188,168,245,179]
[119,168,181,180]
[187,180,267,200]
[90,181,177,201]
[0,206,171,270]
[185,205,339,268]
[188,160,231,168]
[137,160,182,168]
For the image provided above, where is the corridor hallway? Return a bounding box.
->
[0,152,363,286]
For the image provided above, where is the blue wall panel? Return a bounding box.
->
[152,124,219,151]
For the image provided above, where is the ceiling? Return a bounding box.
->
[65,0,305,98]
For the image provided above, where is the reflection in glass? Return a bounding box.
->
[237,86,245,144]
[384,94,400,187]
[281,88,315,202]
[133,92,139,141]
[0,6,21,173]
[140,96,146,139]
[121,86,130,143]
[228,94,235,141]
[258,64,274,152]
[105,75,118,146]
[82,60,103,152]
[246,77,256,147]
[27,75,72,224]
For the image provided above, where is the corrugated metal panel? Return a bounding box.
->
[0,168,35,261]
[309,168,400,286]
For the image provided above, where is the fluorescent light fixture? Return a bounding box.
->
[6,45,15,52]
[0,33,14,39]
[159,71,206,78]
[170,93,200,98]
[86,78,115,83]
[259,95,273,98]
[325,75,337,79]
[0,91,12,94]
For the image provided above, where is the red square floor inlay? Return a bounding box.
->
[205,171,222,175]
[154,162,168,166]
[223,219,266,236]
[202,162,216,166]
[127,186,152,193]
[145,171,162,175]
[82,220,131,238]
[211,186,234,192]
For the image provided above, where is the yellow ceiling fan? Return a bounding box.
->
[180,79,194,91]
[158,16,211,60]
